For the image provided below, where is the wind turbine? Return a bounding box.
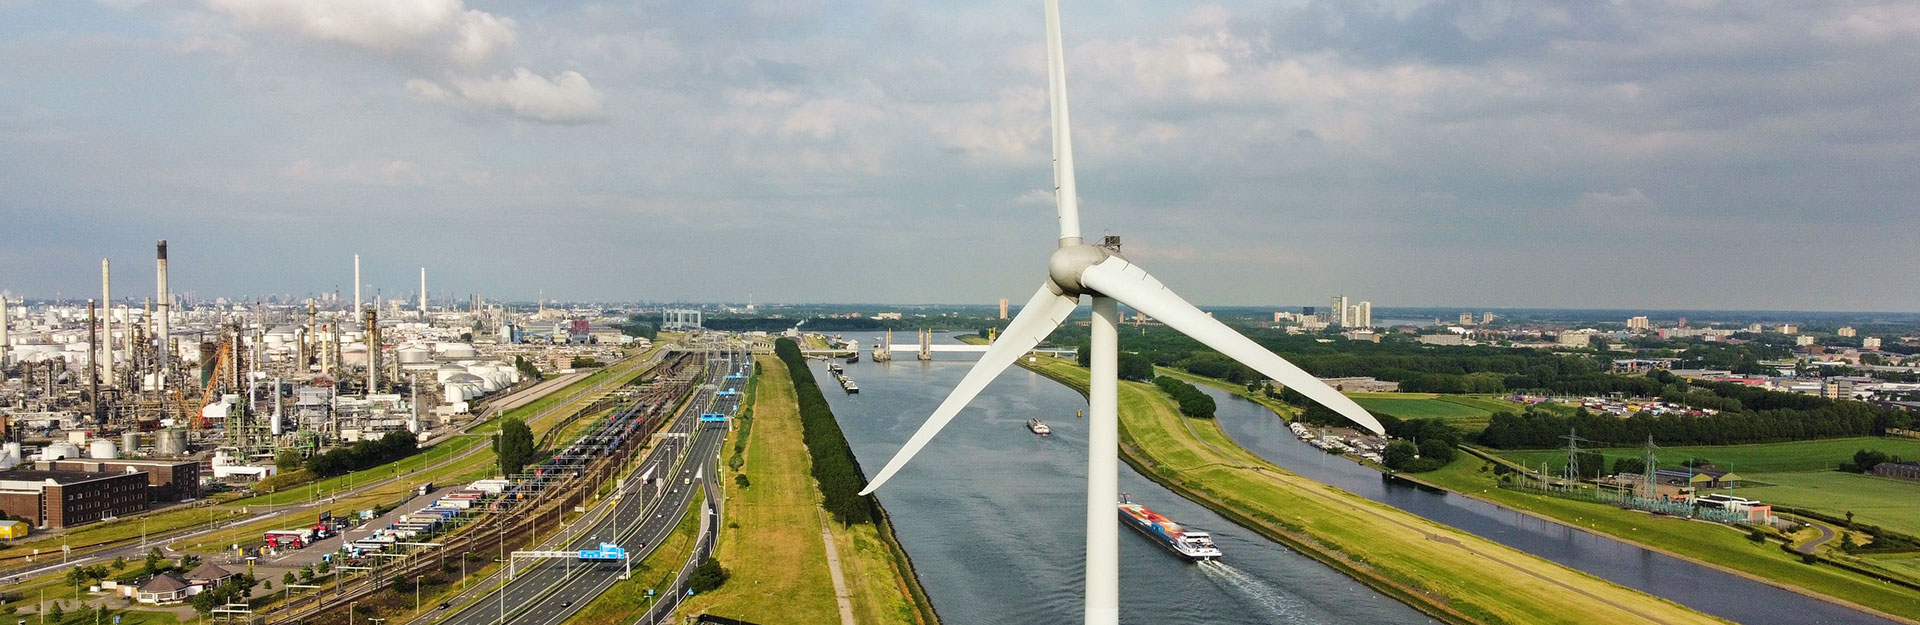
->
[858,1,1388,624]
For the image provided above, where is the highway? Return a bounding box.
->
[433,346,745,625]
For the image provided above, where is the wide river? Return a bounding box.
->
[813,332,1903,625]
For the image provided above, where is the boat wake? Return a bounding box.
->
[1198,560,1308,621]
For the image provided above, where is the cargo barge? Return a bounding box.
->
[1118,499,1221,561]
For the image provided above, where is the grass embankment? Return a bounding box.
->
[1419,457,1920,622]
[685,355,933,625]
[682,356,841,622]
[1163,366,1920,622]
[1022,356,1726,625]
[555,488,707,625]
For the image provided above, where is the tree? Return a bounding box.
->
[1613,457,1648,476]
[1382,440,1418,470]
[1117,352,1155,382]
[110,556,126,571]
[275,449,304,473]
[300,566,314,582]
[46,603,63,624]
[689,556,730,593]
[283,571,297,586]
[494,417,536,478]
[188,591,217,619]
[734,474,750,489]
[144,548,163,574]
[93,604,109,625]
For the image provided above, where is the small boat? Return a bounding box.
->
[1028,418,1051,435]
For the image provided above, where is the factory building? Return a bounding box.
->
[0,469,149,529]
[43,458,201,502]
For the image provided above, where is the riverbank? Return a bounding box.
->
[1157,367,1920,624]
[682,354,938,624]
[1019,355,1727,625]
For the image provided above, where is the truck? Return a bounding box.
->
[264,530,313,549]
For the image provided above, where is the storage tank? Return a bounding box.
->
[156,429,188,456]
[43,442,81,461]
[122,431,142,456]
[396,346,430,365]
[88,439,118,459]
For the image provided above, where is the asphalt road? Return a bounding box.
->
[433,349,745,625]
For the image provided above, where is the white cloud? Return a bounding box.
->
[428,69,606,124]
[204,0,515,65]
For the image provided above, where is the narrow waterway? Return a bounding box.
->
[814,333,1435,625]
[1204,385,1907,625]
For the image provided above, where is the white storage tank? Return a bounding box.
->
[122,431,142,456]
[88,439,118,459]
[42,442,81,461]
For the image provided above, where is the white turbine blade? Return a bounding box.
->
[1045,0,1082,244]
[1079,258,1386,435]
[859,283,1081,495]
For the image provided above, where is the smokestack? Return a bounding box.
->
[419,267,427,316]
[102,259,112,387]
[364,306,380,395]
[0,293,10,366]
[88,299,99,421]
[353,254,361,317]
[155,240,170,377]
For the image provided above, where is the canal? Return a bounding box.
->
[815,332,1435,625]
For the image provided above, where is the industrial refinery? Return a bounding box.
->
[0,241,638,530]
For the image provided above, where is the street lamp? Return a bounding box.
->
[415,575,422,614]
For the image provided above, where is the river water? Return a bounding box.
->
[815,333,1435,625]
[1204,385,1906,625]
[814,332,1903,625]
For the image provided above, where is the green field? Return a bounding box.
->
[1347,393,1520,432]
[1706,471,1920,537]
[1499,437,1920,475]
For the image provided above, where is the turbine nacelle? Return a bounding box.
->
[1047,243,1115,297]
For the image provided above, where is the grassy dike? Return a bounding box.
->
[1018,355,1727,625]
[1155,366,1920,623]
[682,355,939,624]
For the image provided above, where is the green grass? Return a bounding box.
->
[680,356,844,624]
[1705,471,1920,537]
[1498,437,1920,475]
[1421,455,1920,620]
[1347,393,1518,432]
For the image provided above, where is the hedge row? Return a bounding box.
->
[773,339,874,525]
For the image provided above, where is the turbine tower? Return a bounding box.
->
[858,3,1386,624]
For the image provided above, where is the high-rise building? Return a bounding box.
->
[1357,301,1372,328]
[1458,312,1475,326]
[1481,312,1495,325]
[1627,316,1650,330]
[999,298,1009,320]
[1864,337,1882,349]
[1331,295,1350,327]
[1837,326,1857,337]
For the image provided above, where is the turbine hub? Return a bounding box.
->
[1047,243,1112,296]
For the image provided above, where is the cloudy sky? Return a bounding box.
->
[2,0,1916,310]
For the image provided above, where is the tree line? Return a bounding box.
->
[305,431,419,477]
[1152,377,1216,419]
[774,338,875,525]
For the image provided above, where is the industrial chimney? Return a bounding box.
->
[364,306,380,395]
[353,254,361,316]
[155,240,170,378]
[101,258,112,387]
[419,267,427,316]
